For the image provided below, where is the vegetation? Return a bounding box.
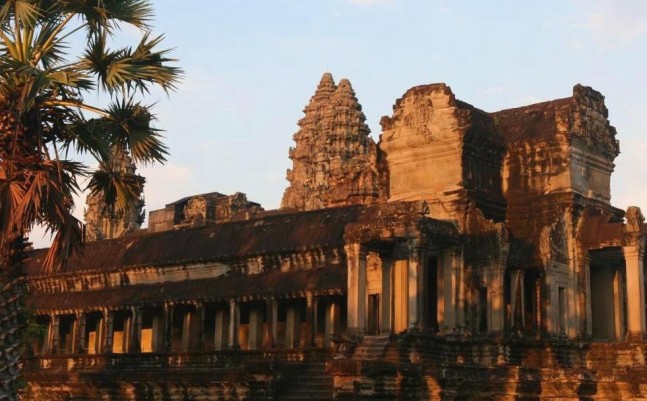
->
[0,1,181,399]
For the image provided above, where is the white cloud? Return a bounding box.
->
[575,0,647,47]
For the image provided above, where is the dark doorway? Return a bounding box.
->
[427,256,439,331]
[367,294,380,335]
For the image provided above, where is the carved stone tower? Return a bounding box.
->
[281,73,382,211]
[84,150,145,241]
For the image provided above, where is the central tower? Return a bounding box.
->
[281,73,383,211]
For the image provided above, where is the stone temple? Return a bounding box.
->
[20,73,647,400]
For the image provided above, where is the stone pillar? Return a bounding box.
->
[381,257,393,333]
[130,307,142,353]
[325,302,342,347]
[164,303,173,351]
[263,297,276,348]
[248,305,264,350]
[510,270,525,331]
[286,304,301,348]
[453,247,465,328]
[104,311,114,353]
[439,247,460,329]
[50,314,60,354]
[584,254,593,337]
[228,300,239,349]
[214,307,227,350]
[71,313,81,354]
[41,317,52,354]
[77,312,87,354]
[613,269,626,340]
[181,308,192,352]
[196,303,205,351]
[487,268,505,333]
[407,239,423,329]
[345,243,367,333]
[305,292,316,347]
[271,298,278,347]
[623,245,646,338]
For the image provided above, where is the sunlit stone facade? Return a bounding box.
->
[21,74,647,401]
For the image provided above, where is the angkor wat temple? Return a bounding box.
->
[20,73,647,400]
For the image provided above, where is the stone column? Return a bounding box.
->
[439,247,459,329]
[510,270,525,331]
[623,245,646,338]
[214,307,227,350]
[305,292,316,347]
[228,300,239,349]
[130,307,142,353]
[325,302,342,347]
[70,313,81,354]
[381,257,393,333]
[583,254,593,337]
[196,303,205,351]
[345,243,367,333]
[407,239,423,329]
[41,317,52,354]
[271,298,278,347]
[487,268,505,333]
[77,312,87,354]
[104,311,114,353]
[263,297,276,348]
[164,303,173,351]
[50,314,60,354]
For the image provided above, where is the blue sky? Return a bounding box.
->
[29,0,647,247]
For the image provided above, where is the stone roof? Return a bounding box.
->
[27,267,346,312]
[24,205,366,276]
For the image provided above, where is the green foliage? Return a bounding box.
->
[0,0,182,271]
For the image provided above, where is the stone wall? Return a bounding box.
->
[379,83,506,225]
[330,334,647,401]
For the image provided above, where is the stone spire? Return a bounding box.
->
[281,73,382,211]
[84,150,145,241]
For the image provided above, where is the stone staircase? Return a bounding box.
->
[275,361,334,401]
[353,333,392,360]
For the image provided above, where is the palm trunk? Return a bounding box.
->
[0,236,27,401]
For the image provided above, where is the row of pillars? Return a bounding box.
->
[509,244,646,339]
[345,240,471,334]
[38,294,343,355]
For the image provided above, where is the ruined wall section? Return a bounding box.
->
[379,83,506,226]
[496,85,620,244]
[281,73,382,211]
[147,192,264,233]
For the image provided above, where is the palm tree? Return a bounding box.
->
[0,1,181,399]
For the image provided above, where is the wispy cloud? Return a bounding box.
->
[575,0,647,47]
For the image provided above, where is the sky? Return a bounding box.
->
[30,0,647,248]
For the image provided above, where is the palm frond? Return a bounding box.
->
[87,164,145,213]
[0,174,26,237]
[12,159,84,231]
[103,98,168,164]
[58,115,112,162]
[82,32,181,93]
[62,0,154,36]
[42,212,83,272]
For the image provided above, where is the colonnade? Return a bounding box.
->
[33,294,345,355]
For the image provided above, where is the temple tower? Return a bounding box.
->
[379,83,506,224]
[84,150,145,241]
[281,73,382,211]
